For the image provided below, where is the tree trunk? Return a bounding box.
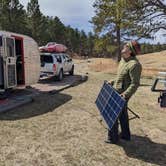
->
[116,26,121,62]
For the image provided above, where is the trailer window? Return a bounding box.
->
[40,55,53,63]
[6,38,15,57]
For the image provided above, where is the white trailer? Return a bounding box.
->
[0,31,40,96]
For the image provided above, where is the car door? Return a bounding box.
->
[64,54,73,72]
[61,54,68,72]
[54,54,62,74]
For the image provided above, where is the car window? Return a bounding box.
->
[62,54,66,61]
[65,54,72,62]
[54,54,62,63]
[65,55,69,60]
[40,55,53,63]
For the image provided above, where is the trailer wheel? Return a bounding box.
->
[57,69,63,81]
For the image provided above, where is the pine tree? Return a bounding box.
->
[92,0,137,61]
[94,34,116,58]
[0,0,28,34]
[65,26,77,53]
[79,30,88,56]
[27,0,44,44]
[87,32,95,57]
[46,16,66,43]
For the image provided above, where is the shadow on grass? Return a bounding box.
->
[121,135,166,166]
[0,92,72,121]
[49,75,88,94]
[0,75,88,120]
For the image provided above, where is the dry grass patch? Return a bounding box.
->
[138,50,166,77]
[0,60,165,165]
[89,58,118,74]
[89,50,166,77]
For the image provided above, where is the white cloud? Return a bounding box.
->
[20,0,95,32]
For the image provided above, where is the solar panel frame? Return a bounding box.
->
[95,82,126,130]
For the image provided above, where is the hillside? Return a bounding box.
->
[89,50,166,77]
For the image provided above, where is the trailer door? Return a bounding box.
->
[0,36,4,87]
[4,37,17,88]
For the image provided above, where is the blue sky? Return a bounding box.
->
[20,0,95,33]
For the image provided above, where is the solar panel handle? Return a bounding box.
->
[104,80,114,87]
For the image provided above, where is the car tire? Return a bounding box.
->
[69,65,74,75]
[57,69,63,81]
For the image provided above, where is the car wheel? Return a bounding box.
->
[57,69,63,81]
[69,65,74,75]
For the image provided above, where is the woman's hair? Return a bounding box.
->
[127,41,141,56]
[130,52,136,57]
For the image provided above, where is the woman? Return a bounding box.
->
[106,40,142,144]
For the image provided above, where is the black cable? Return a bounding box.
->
[127,107,140,119]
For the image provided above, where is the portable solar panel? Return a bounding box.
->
[95,81,126,130]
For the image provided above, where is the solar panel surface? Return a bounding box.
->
[95,82,126,129]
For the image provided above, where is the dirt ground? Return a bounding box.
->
[0,59,165,166]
